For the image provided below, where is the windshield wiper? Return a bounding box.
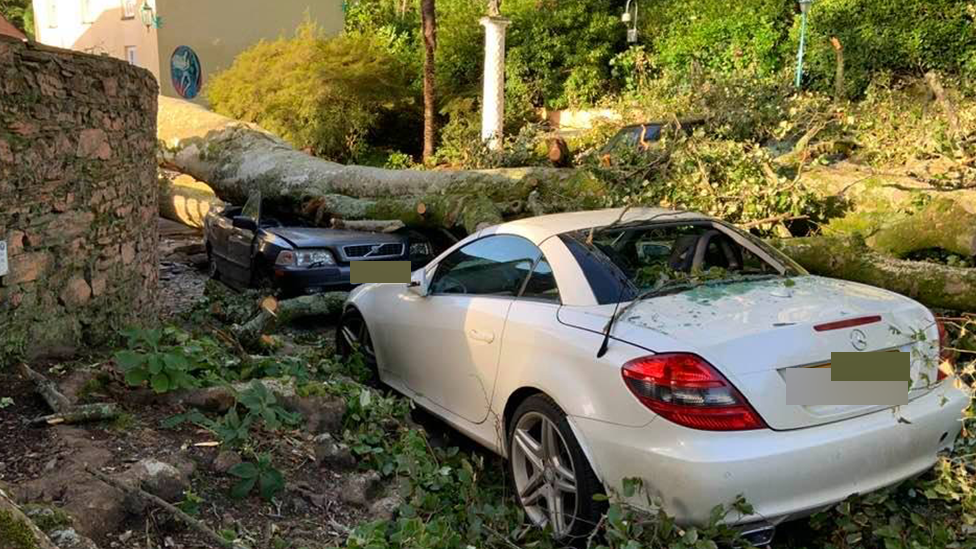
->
[595,275,782,358]
[596,280,692,358]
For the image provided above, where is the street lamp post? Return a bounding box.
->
[622,0,638,44]
[795,0,813,88]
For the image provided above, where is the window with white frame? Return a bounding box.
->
[125,45,137,66]
[47,0,58,28]
[122,0,137,19]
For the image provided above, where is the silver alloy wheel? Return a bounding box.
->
[511,411,579,538]
[340,316,375,359]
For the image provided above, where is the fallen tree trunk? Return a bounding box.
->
[866,198,976,258]
[233,293,347,347]
[0,485,60,549]
[158,171,225,229]
[773,236,976,311]
[795,161,976,215]
[331,219,405,233]
[157,96,602,232]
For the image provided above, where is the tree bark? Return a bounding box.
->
[422,0,437,163]
[330,219,406,233]
[866,198,976,258]
[0,486,61,549]
[158,171,224,229]
[233,292,348,347]
[925,71,961,138]
[29,403,121,426]
[797,161,976,215]
[157,96,589,233]
[831,37,845,101]
[19,364,70,412]
[20,364,120,425]
[773,236,976,311]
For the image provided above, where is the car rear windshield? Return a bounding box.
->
[560,221,804,303]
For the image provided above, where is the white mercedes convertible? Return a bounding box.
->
[336,208,969,543]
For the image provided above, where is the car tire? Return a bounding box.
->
[508,394,605,542]
[335,309,379,382]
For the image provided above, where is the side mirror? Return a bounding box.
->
[232,216,257,232]
[407,269,429,297]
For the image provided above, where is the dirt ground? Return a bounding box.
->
[0,219,377,549]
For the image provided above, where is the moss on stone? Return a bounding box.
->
[0,509,39,549]
[20,505,71,533]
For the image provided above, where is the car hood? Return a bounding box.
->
[558,275,940,430]
[265,227,404,249]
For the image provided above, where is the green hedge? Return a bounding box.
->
[800,0,976,96]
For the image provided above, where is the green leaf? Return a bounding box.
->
[124,368,149,386]
[258,469,284,500]
[228,462,259,479]
[114,350,145,371]
[150,372,171,393]
[230,476,257,499]
[163,352,189,372]
[148,355,165,375]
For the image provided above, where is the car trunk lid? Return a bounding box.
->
[558,276,940,430]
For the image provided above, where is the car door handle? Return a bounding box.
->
[468,329,495,343]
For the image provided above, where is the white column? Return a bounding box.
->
[480,16,511,151]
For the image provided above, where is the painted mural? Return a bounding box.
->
[170,46,202,99]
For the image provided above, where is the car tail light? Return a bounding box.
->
[933,314,954,382]
[621,353,767,431]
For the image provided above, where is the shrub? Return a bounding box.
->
[640,0,795,78]
[503,0,625,109]
[800,0,976,97]
[206,22,415,162]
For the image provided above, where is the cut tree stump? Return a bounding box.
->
[773,236,976,311]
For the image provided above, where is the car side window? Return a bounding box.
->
[520,255,560,303]
[241,192,261,221]
[429,235,540,297]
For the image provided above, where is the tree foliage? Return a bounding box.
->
[205,22,415,162]
[801,0,976,96]
[502,0,625,109]
[0,0,33,38]
[639,0,794,78]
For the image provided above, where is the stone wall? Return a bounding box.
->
[0,35,159,364]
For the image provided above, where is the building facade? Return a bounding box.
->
[31,0,343,103]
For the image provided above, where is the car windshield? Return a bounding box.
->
[565,220,804,298]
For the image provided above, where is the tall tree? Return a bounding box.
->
[421,0,437,163]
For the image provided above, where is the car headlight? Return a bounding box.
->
[410,242,431,256]
[275,249,336,268]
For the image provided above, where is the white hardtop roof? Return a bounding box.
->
[491,207,710,244]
